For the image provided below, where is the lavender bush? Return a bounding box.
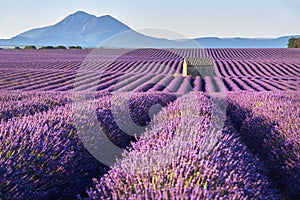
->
[87,92,280,199]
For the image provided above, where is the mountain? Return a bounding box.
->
[195,36,300,48]
[0,11,299,48]
[0,11,131,47]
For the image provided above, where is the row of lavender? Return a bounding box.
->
[87,91,300,199]
[1,49,299,76]
[227,91,300,199]
[0,71,202,94]
[0,91,177,199]
[1,90,299,199]
[1,69,298,92]
[0,48,299,92]
[0,91,70,121]
[2,48,299,62]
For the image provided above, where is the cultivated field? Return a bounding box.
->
[0,48,299,199]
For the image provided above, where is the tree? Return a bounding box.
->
[24,45,37,49]
[288,38,300,48]
[39,46,55,49]
[68,46,82,49]
[55,45,67,49]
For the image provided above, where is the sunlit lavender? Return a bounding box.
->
[0,48,299,199]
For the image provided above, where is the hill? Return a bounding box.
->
[0,11,299,48]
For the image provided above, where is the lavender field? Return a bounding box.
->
[0,48,299,199]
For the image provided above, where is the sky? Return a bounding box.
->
[0,0,299,39]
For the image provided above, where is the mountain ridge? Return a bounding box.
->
[0,11,299,48]
[1,11,131,47]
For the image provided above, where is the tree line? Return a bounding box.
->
[288,38,300,48]
[14,45,82,50]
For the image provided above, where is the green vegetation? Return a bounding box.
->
[24,45,37,49]
[11,45,80,50]
[39,46,55,49]
[39,46,67,49]
[288,38,300,48]
[68,46,82,49]
[55,45,67,49]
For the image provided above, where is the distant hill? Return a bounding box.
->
[0,11,299,48]
[0,11,131,47]
[195,36,300,48]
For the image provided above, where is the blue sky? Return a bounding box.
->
[0,0,299,39]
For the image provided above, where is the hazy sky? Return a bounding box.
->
[0,0,299,39]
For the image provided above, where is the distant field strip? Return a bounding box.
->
[0,48,299,92]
